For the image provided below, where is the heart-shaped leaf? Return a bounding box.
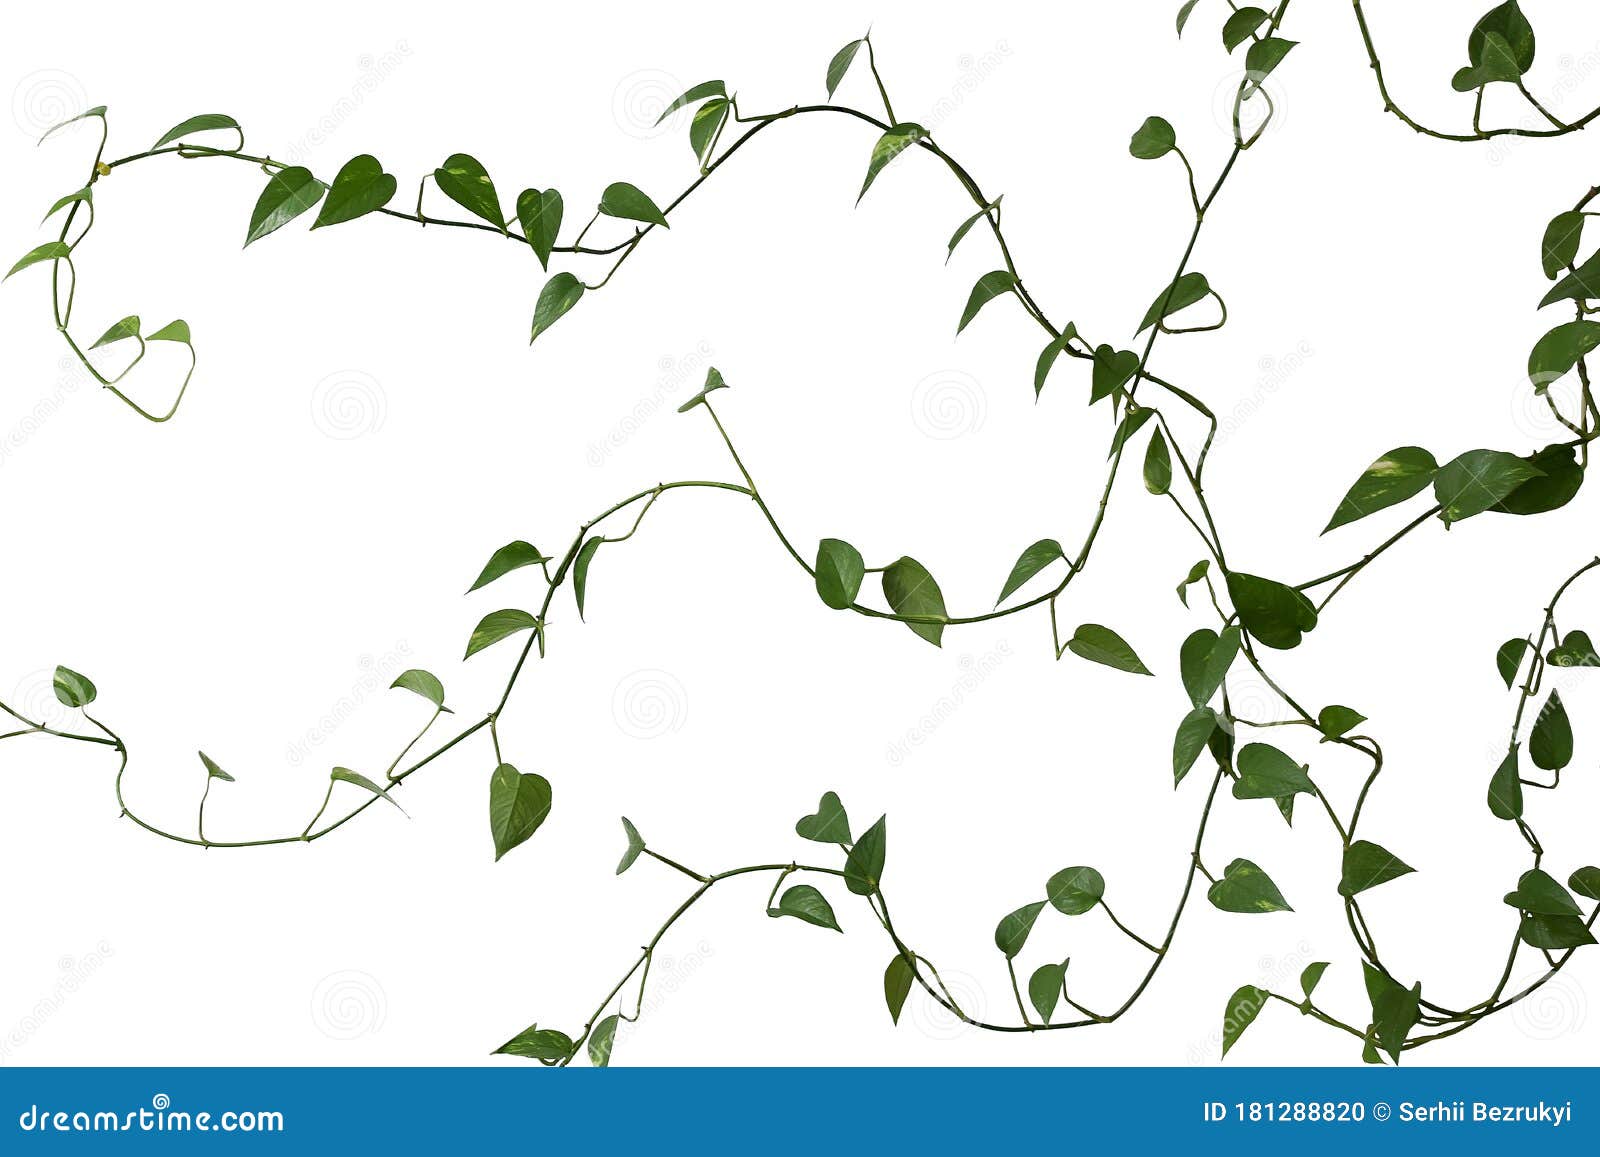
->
[530,272,584,343]
[244,165,327,246]
[312,154,397,228]
[1226,571,1318,650]
[844,815,887,895]
[994,901,1046,959]
[598,181,668,228]
[52,665,97,707]
[434,153,504,231]
[1208,858,1292,914]
[815,538,865,610]
[882,557,948,647]
[516,188,563,270]
[795,791,852,845]
[1129,115,1176,159]
[1339,840,1415,897]
[769,884,842,932]
[1323,447,1438,533]
[469,540,550,592]
[1529,689,1573,771]
[488,763,552,862]
[1046,866,1105,916]
[465,608,540,659]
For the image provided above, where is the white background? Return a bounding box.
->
[1,0,1598,1067]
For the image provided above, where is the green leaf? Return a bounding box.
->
[1173,706,1218,786]
[814,538,865,610]
[469,541,550,592]
[1233,742,1315,802]
[1504,868,1582,917]
[90,315,140,349]
[1433,449,1543,525]
[1468,1,1536,73]
[494,1025,574,1062]
[1363,963,1420,1064]
[1226,571,1318,650]
[1529,689,1573,771]
[587,1014,618,1067]
[688,99,730,167]
[465,608,540,659]
[1497,638,1531,688]
[1452,30,1525,90]
[1301,961,1330,1000]
[884,955,915,1025]
[1179,626,1240,707]
[146,320,190,344]
[617,816,646,875]
[330,767,405,814]
[434,153,504,231]
[573,537,603,619]
[654,80,726,124]
[676,366,729,413]
[38,106,106,143]
[390,669,447,710]
[598,182,668,228]
[882,556,948,647]
[1519,914,1598,950]
[153,113,239,149]
[1221,985,1268,1058]
[244,166,326,246]
[844,815,887,896]
[42,187,92,223]
[1222,8,1270,52]
[5,241,71,280]
[1528,321,1600,390]
[1487,748,1524,821]
[1029,962,1067,1022]
[1322,447,1438,532]
[1144,429,1172,495]
[1538,248,1600,308]
[1091,346,1140,405]
[1549,629,1600,669]
[825,40,865,98]
[1177,559,1210,607]
[858,123,926,203]
[957,270,1016,334]
[52,665,96,707]
[947,196,1001,263]
[1244,37,1296,83]
[1064,624,1153,676]
[1033,324,1079,396]
[1317,705,1366,742]
[994,901,1046,959]
[1493,444,1584,517]
[530,272,584,343]
[1128,116,1176,160]
[1046,866,1105,916]
[1339,840,1416,897]
[1541,211,1585,279]
[515,188,563,271]
[311,154,397,228]
[1569,866,1600,901]
[1176,0,1201,37]
[488,763,552,862]
[198,751,234,782]
[996,539,1065,606]
[795,791,852,845]
[1138,272,1213,333]
[1208,858,1292,914]
[1107,406,1155,457]
[770,884,842,932]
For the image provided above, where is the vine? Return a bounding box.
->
[5,1,1599,1066]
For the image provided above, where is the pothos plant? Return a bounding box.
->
[5,0,1599,1066]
